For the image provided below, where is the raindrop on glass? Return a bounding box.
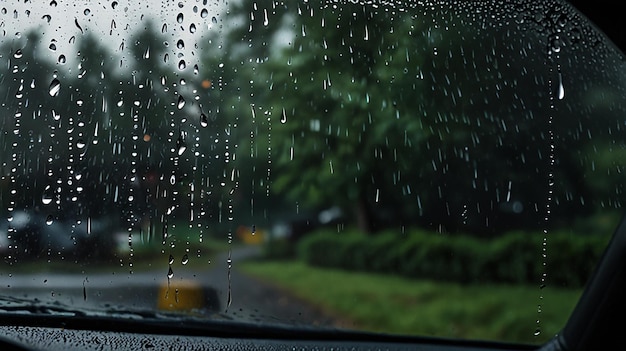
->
[49,78,61,97]
[42,186,53,205]
[557,73,565,100]
[177,132,187,156]
[177,95,185,109]
[74,18,83,33]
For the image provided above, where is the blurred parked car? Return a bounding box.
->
[5,210,115,261]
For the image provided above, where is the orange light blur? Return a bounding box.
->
[201,79,212,89]
[143,134,151,142]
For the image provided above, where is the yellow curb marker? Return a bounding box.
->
[157,279,205,311]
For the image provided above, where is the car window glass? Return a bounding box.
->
[0,0,623,345]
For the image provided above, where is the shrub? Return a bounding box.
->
[296,226,610,287]
[263,237,296,260]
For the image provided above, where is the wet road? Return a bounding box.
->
[0,245,344,329]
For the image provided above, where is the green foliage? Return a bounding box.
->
[487,232,541,284]
[298,228,609,287]
[262,237,296,260]
[201,0,626,237]
[240,260,581,344]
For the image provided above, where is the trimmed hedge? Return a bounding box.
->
[297,228,610,287]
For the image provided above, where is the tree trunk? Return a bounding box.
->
[354,194,374,234]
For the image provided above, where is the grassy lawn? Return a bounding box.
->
[239,260,582,345]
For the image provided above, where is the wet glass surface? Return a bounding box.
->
[0,0,624,345]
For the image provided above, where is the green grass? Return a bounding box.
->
[239,260,582,345]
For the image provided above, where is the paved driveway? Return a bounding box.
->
[0,245,346,329]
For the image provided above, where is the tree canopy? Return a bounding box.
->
[2,0,625,238]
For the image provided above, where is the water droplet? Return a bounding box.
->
[167,266,174,279]
[176,39,184,49]
[178,60,186,70]
[58,55,66,64]
[200,113,208,128]
[84,8,90,16]
[42,186,53,205]
[177,13,184,24]
[189,23,196,33]
[200,8,208,18]
[49,78,61,97]
[13,49,23,59]
[74,18,83,33]
[46,215,54,225]
[177,95,185,109]
[181,254,189,265]
[111,1,118,9]
[280,108,287,124]
[177,132,187,155]
[168,254,174,265]
[42,14,52,23]
[49,43,56,51]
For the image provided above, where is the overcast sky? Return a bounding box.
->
[1,1,225,72]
